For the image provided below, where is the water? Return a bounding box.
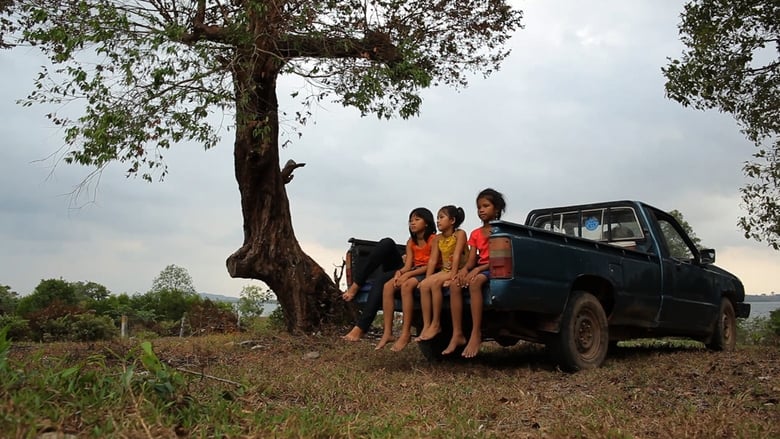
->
[746,301,780,319]
[261,302,279,317]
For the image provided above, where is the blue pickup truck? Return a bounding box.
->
[346,200,751,371]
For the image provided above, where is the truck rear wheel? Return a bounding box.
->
[706,298,736,351]
[416,310,466,362]
[552,291,608,371]
[417,333,452,362]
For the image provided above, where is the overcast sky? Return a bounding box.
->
[1,0,778,298]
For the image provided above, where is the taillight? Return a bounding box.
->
[490,237,513,279]
[345,250,352,286]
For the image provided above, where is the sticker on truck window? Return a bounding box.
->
[584,217,600,231]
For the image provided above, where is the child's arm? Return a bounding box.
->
[450,230,468,278]
[401,260,429,280]
[456,246,478,286]
[393,239,416,285]
[425,235,441,278]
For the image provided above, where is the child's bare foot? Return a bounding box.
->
[413,326,427,342]
[462,338,482,358]
[375,335,396,350]
[391,333,412,351]
[341,326,364,342]
[417,324,441,341]
[442,334,466,355]
[341,283,360,301]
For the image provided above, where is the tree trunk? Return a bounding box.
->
[225,53,350,333]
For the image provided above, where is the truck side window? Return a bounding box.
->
[608,208,643,240]
[657,218,694,261]
[580,209,604,240]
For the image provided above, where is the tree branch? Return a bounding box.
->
[281,159,305,184]
[175,367,243,387]
[178,0,234,45]
[277,30,401,64]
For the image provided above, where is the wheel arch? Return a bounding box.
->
[569,275,616,318]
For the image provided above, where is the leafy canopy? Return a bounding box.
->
[663,0,779,249]
[237,284,274,318]
[151,264,197,296]
[3,0,523,181]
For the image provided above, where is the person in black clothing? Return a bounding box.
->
[341,208,436,342]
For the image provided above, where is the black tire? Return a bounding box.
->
[416,310,461,362]
[706,298,736,351]
[551,291,609,372]
[417,332,453,362]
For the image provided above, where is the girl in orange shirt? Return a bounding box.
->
[375,207,436,351]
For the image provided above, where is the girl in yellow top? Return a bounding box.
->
[375,207,437,351]
[416,205,468,342]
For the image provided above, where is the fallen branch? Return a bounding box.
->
[176,367,244,387]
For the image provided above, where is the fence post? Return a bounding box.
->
[120,315,128,338]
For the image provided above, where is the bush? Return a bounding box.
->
[267,305,286,331]
[39,313,118,342]
[770,309,780,336]
[0,315,30,341]
[71,314,119,341]
[738,313,780,346]
[187,300,238,335]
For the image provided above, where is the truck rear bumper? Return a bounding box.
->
[735,302,751,319]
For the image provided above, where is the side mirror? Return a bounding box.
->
[699,248,716,265]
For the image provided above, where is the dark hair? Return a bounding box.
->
[439,205,466,229]
[477,188,507,220]
[409,207,436,241]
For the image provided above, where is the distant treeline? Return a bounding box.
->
[746,294,780,302]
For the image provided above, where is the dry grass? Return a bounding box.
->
[3,328,779,438]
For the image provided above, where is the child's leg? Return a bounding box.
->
[442,282,467,355]
[417,278,433,339]
[391,278,419,351]
[375,278,397,350]
[419,272,446,340]
[462,274,488,358]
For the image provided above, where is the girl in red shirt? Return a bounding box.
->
[443,188,506,358]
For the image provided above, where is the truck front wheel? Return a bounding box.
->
[706,298,736,351]
[552,291,609,371]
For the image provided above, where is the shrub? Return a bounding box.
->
[738,313,780,346]
[28,301,89,341]
[0,315,30,341]
[71,314,119,341]
[268,305,286,331]
[738,316,771,345]
[187,299,239,335]
[770,309,780,336]
[37,313,118,342]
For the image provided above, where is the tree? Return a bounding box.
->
[16,279,78,316]
[0,0,13,48]
[3,0,523,332]
[0,284,19,315]
[661,209,704,260]
[669,209,703,249]
[151,264,197,296]
[71,280,111,301]
[663,0,779,249]
[237,284,274,319]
